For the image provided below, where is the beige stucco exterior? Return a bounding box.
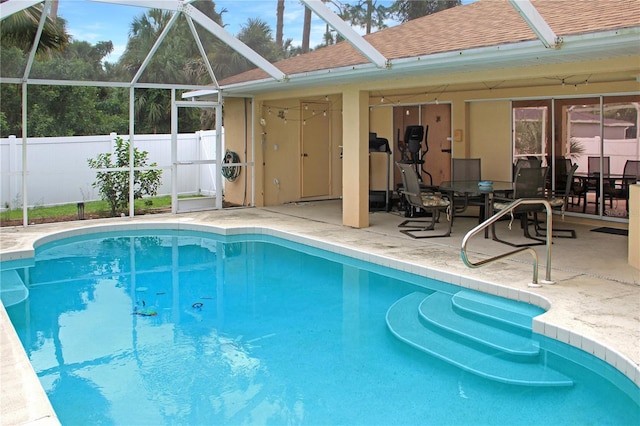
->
[220,56,639,229]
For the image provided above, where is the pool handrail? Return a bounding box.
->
[460,198,553,287]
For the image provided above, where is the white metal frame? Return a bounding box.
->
[172,95,224,213]
[0,0,283,225]
[508,0,561,48]
[301,0,389,68]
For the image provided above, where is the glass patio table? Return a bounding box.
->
[438,180,515,237]
[573,172,636,213]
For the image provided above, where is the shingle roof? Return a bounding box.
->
[219,0,640,86]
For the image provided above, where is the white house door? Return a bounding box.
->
[301,101,331,198]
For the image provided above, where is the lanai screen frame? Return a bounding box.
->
[0,0,290,226]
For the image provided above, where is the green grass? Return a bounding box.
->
[2,196,172,221]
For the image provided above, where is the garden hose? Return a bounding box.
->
[221,150,241,182]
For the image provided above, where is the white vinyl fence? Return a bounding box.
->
[572,136,640,174]
[0,130,224,210]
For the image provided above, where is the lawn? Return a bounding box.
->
[1,196,172,226]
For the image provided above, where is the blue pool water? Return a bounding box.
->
[2,229,639,425]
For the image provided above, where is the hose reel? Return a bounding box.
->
[221,150,241,182]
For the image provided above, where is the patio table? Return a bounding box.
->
[574,173,635,213]
[438,180,514,237]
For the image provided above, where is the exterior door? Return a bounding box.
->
[301,101,331,197]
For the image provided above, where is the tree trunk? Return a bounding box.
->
[276,0,284,48]
[49,0,59,22]
[366,0,372,34]
[302,7,312,53]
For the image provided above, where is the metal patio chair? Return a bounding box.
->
[396,162,451,238]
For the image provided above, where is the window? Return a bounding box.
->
[513,96,639,219]
[513,100,551,167]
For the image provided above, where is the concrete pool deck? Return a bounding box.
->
[1,203,639,424]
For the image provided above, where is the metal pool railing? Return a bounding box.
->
[460,198,554,287]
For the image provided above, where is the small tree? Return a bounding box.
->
[88,136,162,216]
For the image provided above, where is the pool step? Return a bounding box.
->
[451,290,544,335]
[386,292,573,387]
[0,269,29,307]
[418,292,540,362]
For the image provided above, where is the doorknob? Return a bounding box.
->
[302,153,308,157]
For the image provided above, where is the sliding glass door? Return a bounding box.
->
[513,95,639,220]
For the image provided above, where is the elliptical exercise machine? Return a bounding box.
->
[398,125,432,185]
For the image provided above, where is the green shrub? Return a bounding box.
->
[88,136,162,216]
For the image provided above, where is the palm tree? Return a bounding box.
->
[115,7,207,132]
[0,2,69,54]
[117,9,174,79]
[212,18,281,78]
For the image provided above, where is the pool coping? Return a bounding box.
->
[1,217,639,423]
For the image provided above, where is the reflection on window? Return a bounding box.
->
[513,106,548,165]
[513,97,639,219]
[567,103,638,175]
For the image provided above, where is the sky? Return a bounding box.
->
[57,0,475,63]
[57,0,390,63]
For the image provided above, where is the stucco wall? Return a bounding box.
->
[221,98,254,207]
[224,94,345,207]
[468,100,513,182]
[220,57,639,217]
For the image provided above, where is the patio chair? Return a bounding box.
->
[554,158,572,188]
[535,163,578,238]
[451,158,484,219]
[607,160,640,213]
[554,158,583,207]
[491,166,548,247]
[513,157,543,177]
[581,156,613,212]
[396,162,451,238]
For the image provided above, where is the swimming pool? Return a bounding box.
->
[2,228,639,425]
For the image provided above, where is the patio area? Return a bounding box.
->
[1,201,639,424]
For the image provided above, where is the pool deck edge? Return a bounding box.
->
[1,305,60,426]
